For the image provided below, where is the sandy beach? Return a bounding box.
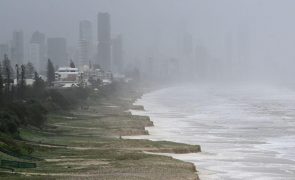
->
[0,86,200,180]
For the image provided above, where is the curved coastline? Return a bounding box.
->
[130,84,295,180]
[127,91,201,180]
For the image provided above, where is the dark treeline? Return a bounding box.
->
[0,55,90,137]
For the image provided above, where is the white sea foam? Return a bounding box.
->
[130,83,295,180]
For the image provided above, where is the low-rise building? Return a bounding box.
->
[14,79,35,86]
[53,66,113,88]
[87,68,112,84]
[54,67,80,88]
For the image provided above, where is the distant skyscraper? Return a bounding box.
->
[195,44,209,77]
[112,35,123,73]
[237,31,249,63]
[237,23,251,63]
[179,33,194,77]
[237,23,251,75]
[79,20,93,67]
[97,12,111,71]
[225,33,233,63]
[30,31,46,71]
[30,44,41,70]
[47,38,67,67]
[0,44,10,60]
[11,30,24,65]
[225,32,234,76]
[182,33,193,57]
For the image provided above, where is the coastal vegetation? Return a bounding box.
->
[0,56,91,136]
[0,55,200,179]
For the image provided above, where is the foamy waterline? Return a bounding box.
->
[129,83,295,180]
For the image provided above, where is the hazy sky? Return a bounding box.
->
[1,0,295,65]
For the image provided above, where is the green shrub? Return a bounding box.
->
[45,88,90,110]
[0,111,19,135]
[46,89,71,109]
[0,101,48,135]
[25,100,47,128]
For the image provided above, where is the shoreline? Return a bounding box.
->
[128,91,202,172]
[129,84,295,179]
[0,83,201,180]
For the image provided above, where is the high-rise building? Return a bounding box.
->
[47,38,67,67]
[195,44,209,77]
[0,44,10,60]
[225,33,233,63]
[225,32,234,76]
[112,35,123,73]
[179,32,193,77]
[79,20,93,67]
[30,31,46,72]
[11,30,24,65]
[97,12,111,71]
[236,24,252,77]
[80,20,92,42]
[181,33,193,57]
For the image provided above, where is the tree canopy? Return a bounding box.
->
[70,60,75,68]
[47,59,55,86]
[25,62,35,79]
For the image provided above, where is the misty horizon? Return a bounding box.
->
[2,1,295,180]
[1,0,295,83]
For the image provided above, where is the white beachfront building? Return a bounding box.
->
[54,67,80,88]
[91,69,113,85]
[83,67,113,86]
[53,66,114,88]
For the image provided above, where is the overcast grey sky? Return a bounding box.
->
[1,0,295,67]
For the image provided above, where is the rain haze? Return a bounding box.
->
[1,0,295,180]
[1,0,295,82]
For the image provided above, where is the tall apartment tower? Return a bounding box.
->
[11,30,24,65]
[225,32,234,76]
[30,31,46,72]
[47,38,67,67]
[0,44,10,60]
[79,20,93,68]
[225,33,233,63]
[112,35,123,73]
[182,33,193,57]
[97,12,111,71]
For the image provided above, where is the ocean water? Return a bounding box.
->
[130,83,295,180]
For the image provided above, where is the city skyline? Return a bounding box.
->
[79,20,93,68]
[97,12,111,71]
